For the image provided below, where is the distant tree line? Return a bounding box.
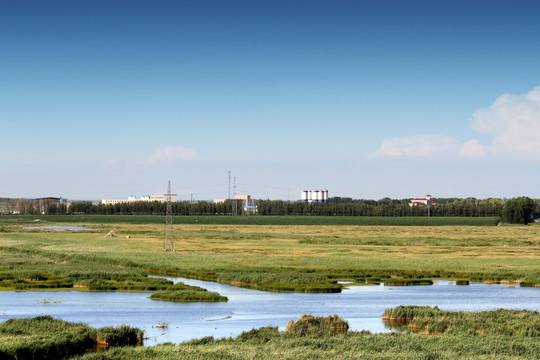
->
[256,198,505,217]
[66,201,235,216]
[4,197,538,219]
[62,197,509,217]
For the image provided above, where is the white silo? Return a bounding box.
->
[301,190,308,203]
[322,190,328,203]
[312,190,319,203]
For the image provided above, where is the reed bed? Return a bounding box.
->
[0,316,143,360]
[383,306,540,336]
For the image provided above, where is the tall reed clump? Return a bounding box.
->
[285,314,349,337]
[97,325,144,347]
[382,305,446,322]
[0,316,144,360]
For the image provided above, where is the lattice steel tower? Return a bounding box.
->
[164,180,174,251]
[232,176,237,216]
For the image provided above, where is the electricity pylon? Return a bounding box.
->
[164,180,174,251]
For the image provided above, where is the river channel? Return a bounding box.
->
[1,278,539,345]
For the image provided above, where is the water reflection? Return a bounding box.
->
[383,321,410,333]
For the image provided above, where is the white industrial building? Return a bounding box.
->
[301,189,329,203]
[214,195,257,214]
[102,194,177,205]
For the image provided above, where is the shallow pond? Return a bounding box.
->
[0,278,538,345]
[23,226,96,231]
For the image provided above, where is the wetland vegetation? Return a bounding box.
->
[382,305,540,336]
[4,308,538,359]
[0,215,539,358]
[149,282,227,302]
[0,215,538,296]
[0,316,142,359]
[74,308,539,360]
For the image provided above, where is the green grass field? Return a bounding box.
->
[1,214,500,226]
[0,215,538,294]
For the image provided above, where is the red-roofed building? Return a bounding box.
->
[409,194,436,207]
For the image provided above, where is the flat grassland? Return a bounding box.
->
[0,215,538,292]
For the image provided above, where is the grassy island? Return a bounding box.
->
[149,282,227,302]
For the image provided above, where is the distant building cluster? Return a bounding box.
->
[213,195,257,214]
[301,189,329,203]
[102,194,177,206]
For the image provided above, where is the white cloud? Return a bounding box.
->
[98,159,119,170]
[372,85,540,160]
[458,139,487,158]
[471,85,540,158]
[371,135,460,158]
[129,146,197,168]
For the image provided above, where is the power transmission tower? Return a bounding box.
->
[232,176,237,216]
[228,170,231,200]
[164,180,174,251]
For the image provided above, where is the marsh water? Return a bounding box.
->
[1,278,538,345]
[22,226,96,231]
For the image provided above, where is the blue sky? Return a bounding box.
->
[1,0,540,200]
